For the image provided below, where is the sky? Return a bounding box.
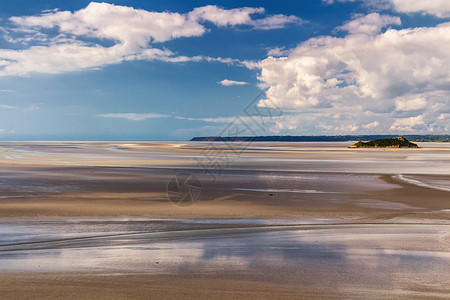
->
[0,0,449,140]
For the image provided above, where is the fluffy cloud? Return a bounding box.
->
[325,0,450,18]
[0,2,302,77]
[362,121,380,129]
[9,3,204,44]
[388,0,450,18]
[97,113,168,121]
[267,47,290,57]
[337,13,401,35]
[189,6,302,29]
[218,79,248,86]
[395,96,427,111]
[390,115,425,131]
[188,5,264,27]
[256,18,450,133]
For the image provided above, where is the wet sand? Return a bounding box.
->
[0,166,448,220]
[0,142,449,299]
[1,222,449,299]
[1,221,450,299]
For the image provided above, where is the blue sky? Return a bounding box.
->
[0,0,449,140]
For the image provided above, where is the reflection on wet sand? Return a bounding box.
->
[1,220,449,298]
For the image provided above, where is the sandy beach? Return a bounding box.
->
[0,141,449,299]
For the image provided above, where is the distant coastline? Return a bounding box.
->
[190,135,449,142]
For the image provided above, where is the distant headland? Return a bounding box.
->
[349,136,419,148]
[190,135,449,142]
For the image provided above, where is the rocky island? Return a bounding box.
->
[350,136,419,148]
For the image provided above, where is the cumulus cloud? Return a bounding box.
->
[388,0,450,18]
[9,3,204,44]
[0,2,302,77]
[218,79,249,86]
[97,113,169,121]
[325,0,450,18]
[390,115,425,131]
[188,5,264,27]
[395,96,427,111]
[362,121,380,129]
[256,19,450,134]
[337,13,401,35]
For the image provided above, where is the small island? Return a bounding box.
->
[349,136,419,148]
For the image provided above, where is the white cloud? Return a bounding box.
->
[390,115,425,131]
[438,113,449,120]
[176,114,285,137]
[9,3,205,44]
[97,113,169,121]
[178,116,241,123]
[250,14,303,30]
[240,60,261,70]
[338,124,359,132]
[395,96,427,111]
[0,104,16,109]
[267,47,290,57]
[132,50,244,66]
[26,103,41,111]
[325,0,450,18]
[177,115,272,124]
[188,5,264,27]
[0,129,16,134]
[218,79,248,86]
[0,3,302,77]
[256,19,450,134]
[189,6,302,29]
[389,0,450,18]
[337,13,401,35]
[362,121,380,129]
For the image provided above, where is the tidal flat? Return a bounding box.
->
[0,142,449,299]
